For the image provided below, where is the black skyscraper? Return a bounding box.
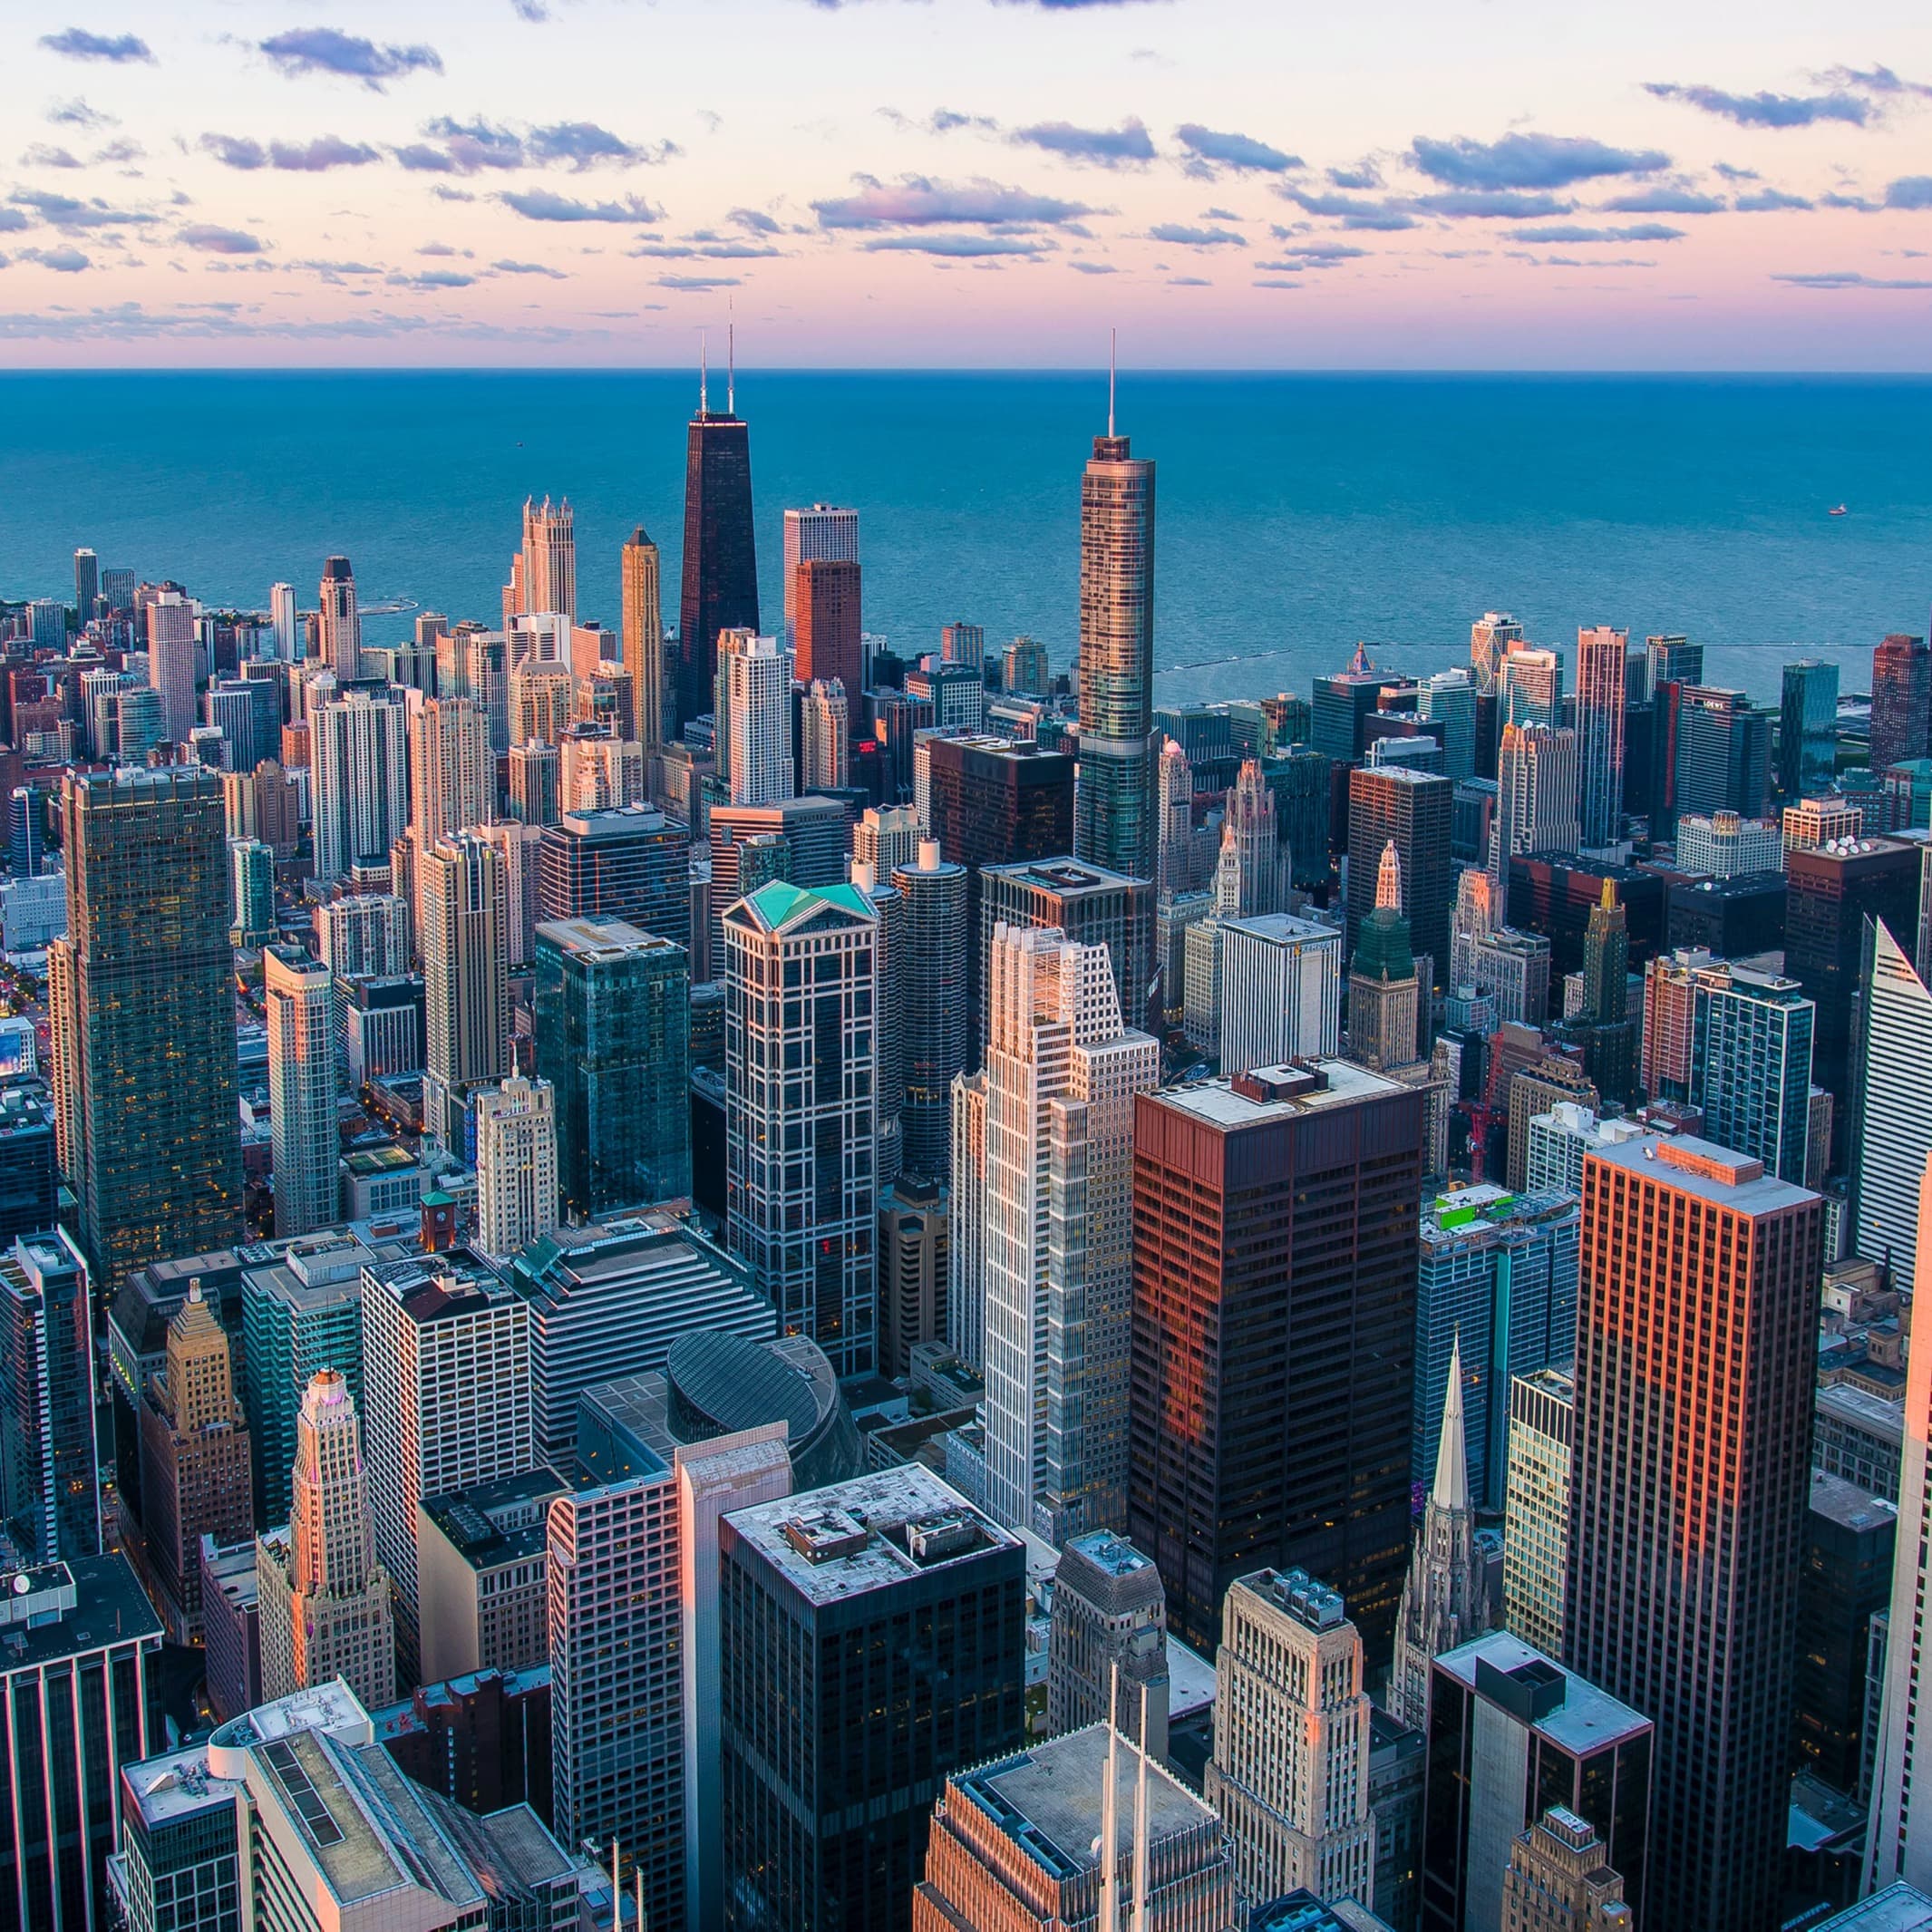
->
[676,374,758,735]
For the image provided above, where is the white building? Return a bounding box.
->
[1502,1366,1574,1659]
[726,636,794,806]
[1218,913,1344,1075]
[1204,1567,1377,1912]
[311,687,409,886]
[970,922,1159,1542]
[474,1074,558,1260]
[1675,810,1784,878]
[1852,923,1932,1291]
[1526,1102,1644,1198]
[801,678,849,791]
[314,892,410,979]
[409,695,496,849]
[1492,723,1581,881]
[419,830,510,1148]
[265,947,337,1239]
[358,1249,533,1673]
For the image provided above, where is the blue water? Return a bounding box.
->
[3,370,1928,706]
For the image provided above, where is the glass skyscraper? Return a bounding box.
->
[677,380,758,735]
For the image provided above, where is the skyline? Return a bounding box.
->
[0,0,1930,368]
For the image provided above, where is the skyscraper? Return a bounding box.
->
[1687,957,1818,1184]
[801,679,849,791]
[537,802,689,947]
[137,1284,254,1641]
[318,555,360,679]
[1219,913,1344,1075]
[519,494,577,618]
[1390,1335,1490,1729]
[1419,667,1479,782]
[890,843,968,1178]
[269,579,296,657]
[411,695,496,851]
[360,1248,533,1674]
[1781,658,1840,796]
[678,364,758,733]
[1872,634,1932,773]
[723,880,879,1375]
[621,524,669,752]
[1470,612,1525,693]
[1222,757,1292,917]
[719,1466,1025,1932]
[53,768,241,1287]
[264,946,338,1238]
[795,558,863,710]
[1500,647,1562,731]
[1047,1529,1170,1752]
[725,634,793,805]
[1503,1365,1573,1660]
[419,830,511,1147]
[1348,840,1421,1072]
[1566,1133,1821,1932]
[1130,1063,1424,1657]
[311,685,411,886]
[1500,1810,1635,1929]
[1347,763,1452,988]
[1851,921,1932,1287]
[1075,390,1157,883]
[1492,723,1581,883]
[147,588,198,747]
[73,546,98,620]
[534,916,692,1217]
[782,503,859,647]
[972,923,1158,1542]
[0,1231,100,1563]
[1206,1568,1377,1913]
[1671,685,1772,825]
[474,1074,559,1260]
[1574,626,1626,849]
[256,1369,395,1709]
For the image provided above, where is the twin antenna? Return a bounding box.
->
[1095,1663,1153,1932]
[698,301,737,417]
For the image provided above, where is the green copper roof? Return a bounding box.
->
[1351,905,1414,982]
[743,879,875,929]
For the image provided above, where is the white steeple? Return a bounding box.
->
[1432,1330,1471,1513]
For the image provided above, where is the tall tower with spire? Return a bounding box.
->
[1075,343,1157,885]
[257,1368,396,1709]
[1389,1332,1491,1727]
[1223,759,1290,917]
[520,496,578,618]
[677,329,759,737]
[1347,840,1421,1072]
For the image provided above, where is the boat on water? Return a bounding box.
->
[1829,504,1849,517]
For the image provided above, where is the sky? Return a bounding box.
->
[4,0,1932,369]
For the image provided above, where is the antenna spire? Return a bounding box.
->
[1098,1663,1120,1932]
[699,331,708,415]
[1131,1682,1150,1932]
[1108,326,1117,438]
[728,295,736,416]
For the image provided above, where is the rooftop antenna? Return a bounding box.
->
[699,331,708,415]
[1097,1662,1120,1932]
[1131,1682,1150,1932]
[728,296,736,416]
[1108,326,1117,438]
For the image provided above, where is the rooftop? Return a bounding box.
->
[981,857,1146,895]
[1585,1131,1818,1216]
[1812,1885,1932,1931]
[725,1463,1019,1607]
[0,1553,159,1675]
[1222,911,1344,947]
[421,1468,568,1571]
[533,915,676,961]
[1816,1383,1906,1439]
[1810,1469,1898,1535]
[1435,1631,1651,1755]
[1154,1058,1404,1130]
[956,1723,1218,1882]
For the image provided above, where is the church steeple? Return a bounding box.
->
[1432,1331,1471,1514]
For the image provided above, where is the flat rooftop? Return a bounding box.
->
[1155,1058,1403,1130]
[725,1463,1019,1608]
[0,1553,159,1673]
[981,857,1144,895]
[1817,1383,1906,1438]
[1813,1886,1932,1931]
[1436,1630,1651,1756]
[1586,1131,1817,1216]
[1811,1469,1898,1535]
[421,1468,568,1570]
[1221,912,1342,946]
[958,1723,1217,1882]
[1063,1529,1156,1580]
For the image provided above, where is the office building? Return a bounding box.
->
[229,837,275,947]
[0,1087,56,1257]
[1219,913,1344,1076]
[1418,668,1478,782]
[1498,1809,1633,1931]
[1669,684,1772,825]
[979,857,1155,1047]
[508,738,560,826]
[612,527,668,758]
[412,697,497,854]
[3,1554,161,1932]
[137,1285,254,1642]
[519,493,576,618]
[1492,723,1581,881]
[1787,836,1922,1127]
[536,802,688,948]
[914,1721,1234,1932]
[419,830,511,1148]
[311,686,409,886]
[1221,758,1293,917]
[1004,634,1051,695]
[1675,808,1783,877]
[1681,958,1817,1183]
[1422,1633,1652,1932]
[53,769,242,1287]
[706,791,850,962]
[1504,1058,1597,1195]
[1500,647,1561,731]
[200,1535,261,1723]
[73,546,98,620]
[1348,840,1422,1073]
[1567,1134,1821,1931]
[1852,922,1932,1290]
[877,1175,947,1378]
[1641,631,1703,700]
[1314,649,1389,763]
[318,555,361,677]
[533,917,691,1218]
[1129,1063,1424,1658]
[1348,764,1452,986]
[890,845,969,1178]
[1787,794,1865,853]
[338,975,423,1089]
[1574,627,1626,849]
[970,923,1158,1542]
[1873,635,1932,773]
[1206,1568,1376,1912]
[474,1075,559,1261]
[801,679,849,791]
[720,1466,1026,1932]
[1075,402,1157,882]
[783,504,860,647]
[1047,1529,1170,1754]
[1413,1186,1578,1513]
[1391,1338,1490,1729]
[723,880,879,1375]
[359,1249,534,1671]
[677,372,758,733]
[507,1217,771,1459]
[855,805,923,876]
[263,947,336,1240]
[147,589,199,747]
[256,1370,395,1709]
[795,558,863,711]
[1470,927,1552,1029]
[0,1231,100,1563]
[1797,1471,1896,1799]
[1503,1367,1573,1660]
[1469,613,1526,694]
[726,635,794,805]
[414,1466,565,1684]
